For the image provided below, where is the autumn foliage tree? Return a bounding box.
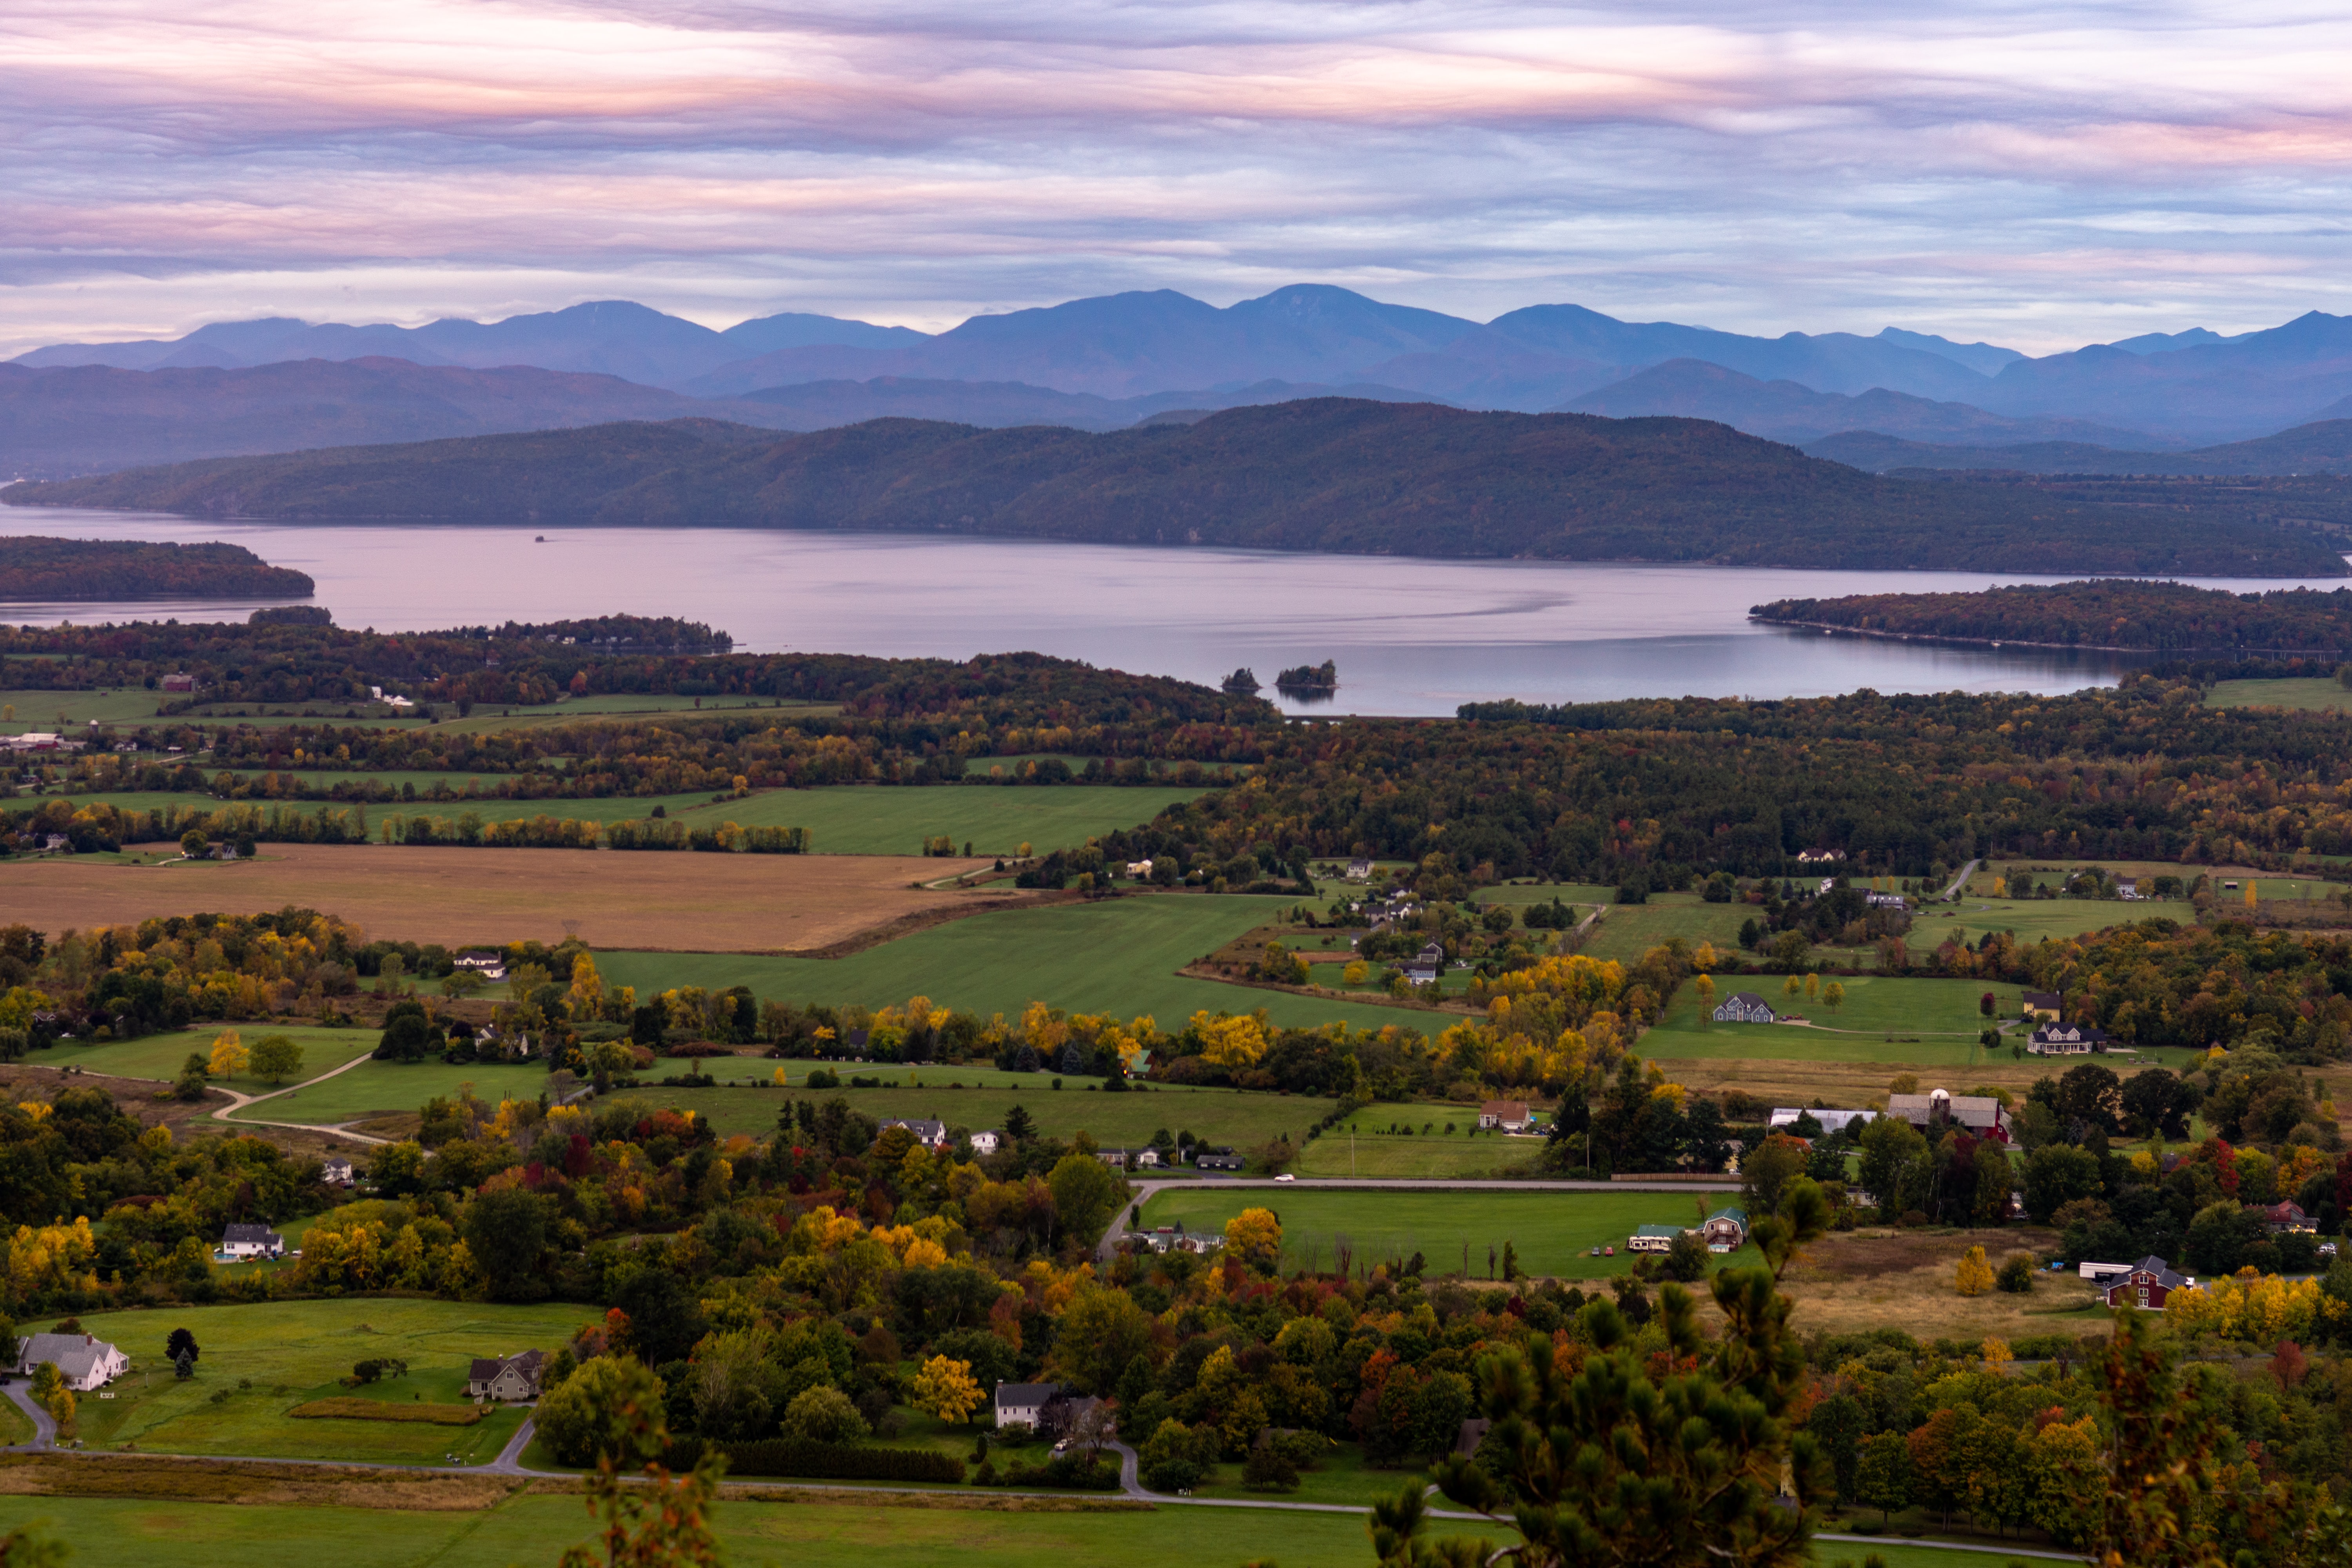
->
[1370,1178,1833,1568]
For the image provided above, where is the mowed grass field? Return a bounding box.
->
[41,780,1206,859]
[34,1299,597,1464]
[0,842,1021,951]
[684,1079,1325,1144]
[45,1024,377,1084]
[224,1057,558,1128]
[2207,677,2352,712]
[1141,1189,1736,1279]
[595,893,1435,1031]
[0,1492,1673,1568]
[1294,1121,1546,1178]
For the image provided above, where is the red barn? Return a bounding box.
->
[2104,1255,2192,1311]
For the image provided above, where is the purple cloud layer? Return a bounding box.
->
[4,0,2351,353]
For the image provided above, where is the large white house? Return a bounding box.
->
[994,1380,1061,1429]
[16,1332,128,1392]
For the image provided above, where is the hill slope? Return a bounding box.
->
[0,536,314,601]
[1751,580,2352,652]
[1808,419,2352,476]
[9,400,2345,577]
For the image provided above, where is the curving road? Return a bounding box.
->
[211,1049,391,1145]
[2,1380,56,1450]
[1098,1175,1739,1264]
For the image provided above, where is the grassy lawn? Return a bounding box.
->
[24,779,1204,859]
[1633,976,2004,1065]
[643,1079,1323,1146]
[34,1298,596,1464]
[1140,1189,1740,1280]
[2207,677,2352,711]
[0,1492,1548,1568]
[1186,1441,1421,1506]
[0,688,170,734]
[1581,895,1752,962]
[1472,882,1619,909]
[681,784,1203,857]
[227,1058,558,1127]
[1296,1115,1544,1178]
[43,1024,376,1084]
[594,893,1435,1031]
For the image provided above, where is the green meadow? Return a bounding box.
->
[594,894,1432,1030]
[225,1058,561,1127]
[47,1024,376,1085]
[33,779,1204,858]
[2207,677,2352,712]
[1294,1119,1545,1178]
[679,1078,1323,1145]
[1140,1188,1735,1279]
[27,1298,596,1465]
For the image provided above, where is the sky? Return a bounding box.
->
[6,0,2352,356]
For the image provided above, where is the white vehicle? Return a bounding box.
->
[1274,1173,1296,1182]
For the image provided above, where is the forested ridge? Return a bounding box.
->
[0,535,314,601]
[10,400,2347,574]
[1753,580,2352,652]
[0,616,1267,726]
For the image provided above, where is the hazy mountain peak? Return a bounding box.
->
[1873,327,2025,376]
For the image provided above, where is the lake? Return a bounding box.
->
[6,506,2347,715]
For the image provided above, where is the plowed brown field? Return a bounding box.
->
[0,844,1026,953]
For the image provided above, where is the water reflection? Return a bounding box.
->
[0,506,2337,717]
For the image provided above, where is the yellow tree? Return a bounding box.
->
[208,1030,249,1081]
[1225,1207,1284,1272]
[911,1355,983,1423]
[1955,1245,1994,1297]
[1822,981,1845,1014]
[1343,961,1368,986]
[1693,974,1716,1026]
[1804,972,1820,1001]
[566,953,605,1019]
[1782,974,1803,1000]
[2244,879,2259,911]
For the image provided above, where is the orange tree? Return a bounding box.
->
[1368,1178,1831,1568]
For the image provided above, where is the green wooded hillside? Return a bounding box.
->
[11,400,2344,575]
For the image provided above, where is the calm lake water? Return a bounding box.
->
[7,506,2348,716]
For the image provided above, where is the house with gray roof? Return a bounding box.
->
[15,1332,128,1392]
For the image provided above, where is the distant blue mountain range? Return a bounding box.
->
[11,286,2352,473]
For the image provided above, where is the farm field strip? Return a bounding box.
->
[18,780,1206,858]
[34,1299,598,1465]
[0,842,1018,951]
[594,893,1436,1031]
[1141,1189,1735,1279]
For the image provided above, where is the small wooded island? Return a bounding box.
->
[1751,579,2352,653]
[0,535,315,601]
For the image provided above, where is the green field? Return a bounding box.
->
[1140,1189,1735,1279]
[29,1298,596,1464]
[1470,882,1618,909]
[595,894,1433,1030]
[1295,1118,1546,1178]
[28,779,1204,859]
[1579,894,1751,962]
[44,1024,376,1085]
[706,1078,1327,1144]
[0,1490,2052,1568]
[2207,677,2352,711]
[225,1057,562,1127]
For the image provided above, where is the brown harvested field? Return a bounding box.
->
[1776,1225,2113,1343]
[1653,1056,2062,1109]
[0,843,1031,952]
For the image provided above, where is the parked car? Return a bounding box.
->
[1274,1173,1296,1182]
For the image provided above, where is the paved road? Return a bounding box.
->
[1099,1175,1739,1263]
[487,1414,537,1474]
[1938,858,1982,902]
[2,1379,56,1450]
